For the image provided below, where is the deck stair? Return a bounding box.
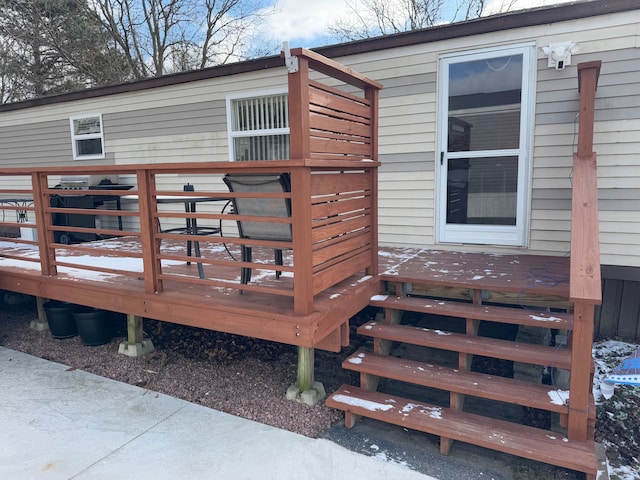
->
[326,269,600,479]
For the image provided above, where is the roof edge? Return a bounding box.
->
[313,0,638,58]
[1,0,636,113]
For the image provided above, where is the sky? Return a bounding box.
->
[257,0,577,49]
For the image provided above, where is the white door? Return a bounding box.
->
[437,44,534,246]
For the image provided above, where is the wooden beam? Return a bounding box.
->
[288,48,383,91]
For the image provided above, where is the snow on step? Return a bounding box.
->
[368,295,572,329]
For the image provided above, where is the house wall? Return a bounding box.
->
[0,9,638,269]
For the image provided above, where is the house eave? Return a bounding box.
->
[0,0,637,113]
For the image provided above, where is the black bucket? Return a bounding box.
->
[43,301,78,339]
[73,307,112,346]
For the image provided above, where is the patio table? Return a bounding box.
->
[123,194,231,279]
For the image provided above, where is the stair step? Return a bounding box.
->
[369,295,573,329]
[358,321,572,370]
[343,350,570,414]
[326,385,598,476]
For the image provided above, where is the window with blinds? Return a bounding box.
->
[228,93,290,161]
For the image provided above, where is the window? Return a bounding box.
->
[227,91,289,161]
[70,114,105,160]
[437,44,535,246]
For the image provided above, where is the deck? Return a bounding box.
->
[0,235,569,348]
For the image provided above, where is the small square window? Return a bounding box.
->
[70,114,105,160]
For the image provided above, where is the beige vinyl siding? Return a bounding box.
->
[353,49,437,248]
[378,170,433,247]
[0,119,78,167]
[0,67,288,167]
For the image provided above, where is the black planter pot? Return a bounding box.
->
[73,307,112,346]
[43,301,78,339]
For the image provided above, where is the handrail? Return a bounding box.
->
[287,48,384,91]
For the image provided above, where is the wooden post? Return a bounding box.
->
[366,86,379,278]
[577,61,601,158]
[567,61,602,442]
[287,55,314,316]
[127,313,144,344]
[29,296,49,331]
[567,302,595,440]
[118,314,154,357]
[291,167,314,315]
[297,346,314,392]
[32,172,55,276]
[136,169,162,294]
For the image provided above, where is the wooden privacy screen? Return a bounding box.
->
[310,170,373,295]
[286,47,382,164]
[308,81,374,161]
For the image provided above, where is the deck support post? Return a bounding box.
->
[118,314,154,357]
[29,296,49,332]
[286,346,326,406]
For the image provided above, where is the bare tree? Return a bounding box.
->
[89,0,272,79]
[329,0,517,41]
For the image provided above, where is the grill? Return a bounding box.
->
[52,176,131,244]
[59,175,120,190]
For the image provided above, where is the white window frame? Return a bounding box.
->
[436,43,536,247]
[69,113,105,160]
[226,88,290,161]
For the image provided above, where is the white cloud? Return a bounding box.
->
[259,0,579,49]
[484,0,576,16]
[258,0,350,46]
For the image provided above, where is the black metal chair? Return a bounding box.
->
[223,173,292,286]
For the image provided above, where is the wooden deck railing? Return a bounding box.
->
[568,61,602,442]
[0,49,382,317]
[0,161,377,314]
